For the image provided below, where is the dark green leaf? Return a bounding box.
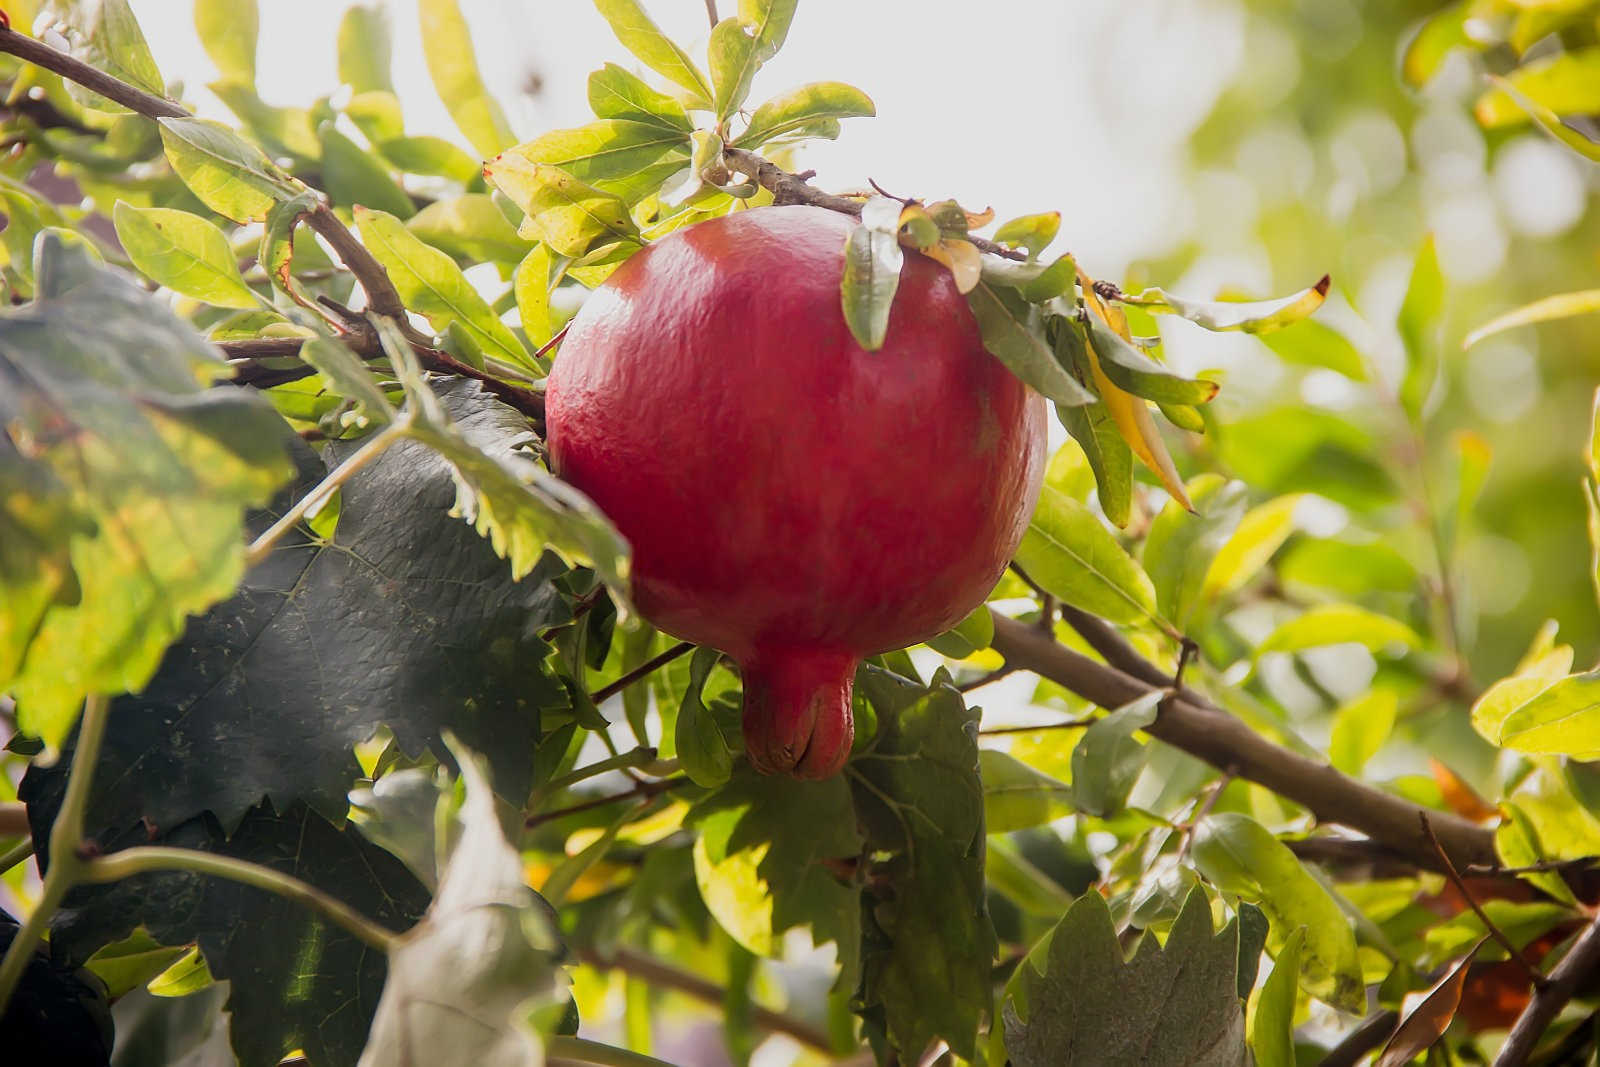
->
[318,122,415,219]
[1085,313,1220,406]
[840,197,904,352]
[1003,887,1250,1067]
[677,647,736,787]
[378,135,482,181]
[967,284,1094,405]
[981,750,1072,834]
[1070,693,1160,817]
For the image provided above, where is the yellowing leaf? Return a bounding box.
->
[922,238,981,294]
[1464,288,1600,349]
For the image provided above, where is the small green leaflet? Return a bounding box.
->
[1084,313,1219,406]
[39,0,166,114]
[483,154,640,258]
[1142,475,1247,627]
[419,0,516,158]
[735,81,875,148]
[1397,236,1443,422]
[111,202,259,310]
[993,212,1061,259]
[587,63,693,132]
[592,0,715,108]
[338,4,394,94]
[709,17,762,120]
[1248,928,1304,1067]
[840,196,904,352]
[676,646,735,787]
[1123,275,1329,334]
[1070,692,1161,817]
[318,122,415,219]
[1474,46,1600,128]
[1013,485,1157,625]
[1487,669,1600,759]
[738,0,798,61]
[511,120,692,195]
[967,285,1095,405]
[1255,603,1421,658]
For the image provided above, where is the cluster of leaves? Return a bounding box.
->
[0,1,1599,1066]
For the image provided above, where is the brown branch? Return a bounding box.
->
[1321,1009,1401,1067]
[978,715,1096,736]
[987,611,1496,872]
[1421,811,1548,990]
[523,777,687,829]
[722,146,1027,261]
[1495,913,1600,1066]
[589,641,692,705]
[578,946,836,1055]
[0,25,185,119]
[304,203,409,322]
[1288,835,1430,881]
[1057,603,1172,688]
[0,803,27,838]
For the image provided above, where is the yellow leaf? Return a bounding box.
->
[1079,266,1193,511]
[923,238,981,294]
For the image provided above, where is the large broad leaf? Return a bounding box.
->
[355,206,531,369]
[0,235,294,750]
[735,81,875,148]
[39,0,166,114]
[111,202,259,309]
[850,667,995,1062]
[967,283,1095,406]
[687,766,864,990]
[54,382,576,843]
[20,768,430,1067]
[587,63,693,131]
[1191,813,1364,1012]
[418,0,516,158]
[483,155,640,258]
[592,0,714,108]
[1013,485,1156,624]
[1142,475,1247,627]
[159,117,300,224]
[1003,887,1252,1067]
[360,741,568,1066]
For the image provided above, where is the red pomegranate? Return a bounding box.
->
[546,205,1047,778]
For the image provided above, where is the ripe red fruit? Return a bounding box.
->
[546,205,1047,779]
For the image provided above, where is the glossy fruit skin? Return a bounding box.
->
[547,205,1046,778]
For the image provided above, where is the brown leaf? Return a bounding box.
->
[1375,940,1485,1067]
[1430,759,1499,823]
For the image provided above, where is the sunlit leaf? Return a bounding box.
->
[1071,693,1160,817]
[1478,74,1600,163]
[1328,689,1398,775]
[511,120,691,198]
[515,243,556,349]
[1248,927,1304,1067]
[1015,485,1157,624]
[993,212,1060,259]
[1124,276,1329,334]
[586,62,693,132]
[922,238,982,295]
[593,0,715,108]
[1143,475,1246,627]
[194,0,258,86]
[1201,493,1301,603]
[1397,235,1443,421]
[709,17,761,120]
[406,194,529,266]
[840,197,904,352]
[1261,319,1367,380]
[159,117,299,223]
[734,81,875,148]
[1402,2,1474,88]
[926,603,995,659]
[39,0,165,114]
[1470,645,1573,745]
[738,0,798,60]
[1475,46,1600,127]
[419,0,516,157]
[111,202,259,309]
[483,155,640,258]
[338,4,394,94]
[1256,604,1421,658]
[1495,669,1600,758]
[1464,288,1600,349]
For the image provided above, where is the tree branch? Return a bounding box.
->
[722,146,1028,261]
[1495,913,1600,1066]
[590,642,693,705]
[987,611,1496,871]
[0,25,185,118]
[578,946,836,1054]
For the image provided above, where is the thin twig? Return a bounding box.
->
[978,715,1097,736]
[703,0,719,29]
[1175,771,1233,861]
[1420,811,1548,990]
[525,777,688,829]
[1495,912,1600,1066]
[721,146,1026,261]
[579,946,837,1054]
[1321,1010,1401,1067]
[958,665,1016,693]
[1057,603,1172,688]
[0,839,33,877]
[590,642,693,705]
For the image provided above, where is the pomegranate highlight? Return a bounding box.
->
[546,205,1047,779]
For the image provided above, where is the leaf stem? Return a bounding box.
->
[539,746,659,796]
[524,777,688,829]
[245,419,410,569]
[1419,811,1548,990]
[79,846,396,952]
[0,838,33,876]
[589,642,693,705]
[0,693,113,1010]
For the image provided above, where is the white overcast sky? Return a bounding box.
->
[125,0,1246,276]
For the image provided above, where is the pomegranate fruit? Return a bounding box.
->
[546,205,1047,779]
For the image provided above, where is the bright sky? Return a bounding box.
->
[126,0,1246,275]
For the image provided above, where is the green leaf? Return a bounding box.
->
[83,929,190,999]
[840,197,904,352]
[1248,927,1303,1067]
[1142,475,1247,627]
[419,0,516,157]
[347,89,405,144]
[587,63,694,131]
[993,212,1061,259]
[1327,689,1398,775]
[111,202,258,309]
[709,17,762,120]
[381,329,633,605]
[980,750,1072,834]
[1475,47,1600,127]
[1191,813,1364,1012]
[1397,236,1443,422]
[1493,669,1600,758]
[338,4,394,94]
[407,194,529,266]
[1402,2,1472,88]
[1124,277,1329,334]
[1070,693,1160,817]
[1003,887,1251,1067]
[1478,74,1600,164]
[592,0,715,107]
[987,837,1075,917]
[1464,289,1600,349]
[483,156,640,258]
[738,0,798,60]
[511,120,692,196]
[1201,493,1301,603]
[852,668,994,1061]
[355,206,530,369]
[0,235,293,749]
[1057,398,1133,527]
[318,123,415,219]
[194,0,258,86]
[925,603,994,659]
[515,244,556,349]
[208,83,321,161]
[676,647,736,787]
[378,135,480,181]
[1014,485,1157,624]
[967,284,1095,405]
[1256,604,1421,658]
[735,81,875,148]
[687,765,862,987]
[1260,319,1367,380]
[361,742,567,1066]
[1496,803,1579,907]
[39,0,166,114]
[159,117,299,223]
[298,336,394,430]
[1085,313,1219,406]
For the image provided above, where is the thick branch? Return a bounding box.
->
[0,25,185,118]
[987,612,1495,871]
[1495,913,1600,1066]
[722,146,1027,261]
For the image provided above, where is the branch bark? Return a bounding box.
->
[1494,913,1600,1066]
[0,25,185,118]
[987,612,1496,872]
